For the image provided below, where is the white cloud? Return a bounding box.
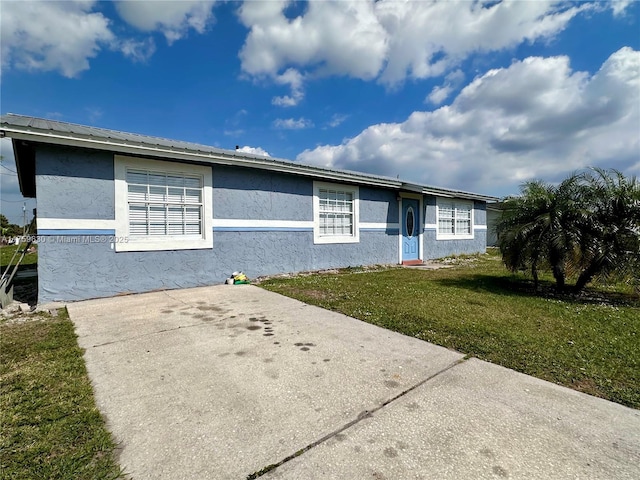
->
[375,0,587,86]
[426,85,452,106]
[224,129,245,137]
[272,68,305,107]
[236,146,271,157]
[238,0,589,94]
[238,0,386,79]
[119,37,156,63]
[297,48,640,197]
[327,114,349,128]
[273,117,314,130]
[427,69,465,105]
[0,1,167,77]
[85,107,104,123]
[610,0,633,17]
[114,0,216,44]
[0,0,114,77]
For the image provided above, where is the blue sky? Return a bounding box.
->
[1,0,639,226]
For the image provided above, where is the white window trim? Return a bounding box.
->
[313,181,359,244]
[114,155,213,252]
[436,198,474,240]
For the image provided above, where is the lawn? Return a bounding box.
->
[0,310,124,479]
[260,251,640,409]
[1,243,37,268]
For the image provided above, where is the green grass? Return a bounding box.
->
[260,252,640,409]
[1,244,38,268]
[0,310,124,479]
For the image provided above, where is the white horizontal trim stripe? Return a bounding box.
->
[474,225,487,230]
[38,218,116,230]
[212,219,314,229]
[360,222,399,230]
[37,218,425,233]
[424,223,437,230]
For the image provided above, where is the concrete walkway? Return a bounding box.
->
[67,285,640,480]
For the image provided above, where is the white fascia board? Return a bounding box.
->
[3,129,403,190]
[422,187,498,202]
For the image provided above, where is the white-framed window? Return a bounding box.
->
[313,181,359,244]
[436,199,474,239]
[114,155,212,252]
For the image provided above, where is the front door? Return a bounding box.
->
[402,198,419,262]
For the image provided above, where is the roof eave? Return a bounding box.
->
[1,123,499,201]
[422,187,498,202]
[1,127,403,190]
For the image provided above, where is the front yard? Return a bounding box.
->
[0,311,124,479]
[260,251,640,409]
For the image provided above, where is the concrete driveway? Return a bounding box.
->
[67,285,640,480]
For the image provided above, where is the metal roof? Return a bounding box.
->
[0,113,498,202]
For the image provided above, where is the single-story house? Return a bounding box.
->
[1,114,498,303]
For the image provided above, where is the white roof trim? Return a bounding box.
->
[4,128,403,189]
[2,117,499,201]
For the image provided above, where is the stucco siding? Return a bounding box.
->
[31,146,488,302]
[213,165,312,221]
[360,187,399,224]
[37,230,398,302]
[423,230,487,259]
[36,146,114,221]
[424,196,437,224]
[37,236,216,302]
[474,201,487,225]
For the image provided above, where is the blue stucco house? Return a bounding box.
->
[1,114,497,303]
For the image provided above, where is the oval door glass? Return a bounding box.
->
[406,206,415,238]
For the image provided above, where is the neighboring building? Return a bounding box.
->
[486,205,502,247]
[1,114,498,303]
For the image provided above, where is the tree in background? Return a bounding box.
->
[496,169,639,293]
[0,214,22,238]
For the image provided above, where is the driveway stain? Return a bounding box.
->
[294,342,316,352]
[383,447,398,458]
[492,465,508,477]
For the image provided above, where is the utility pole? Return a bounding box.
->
[22,203,26,236]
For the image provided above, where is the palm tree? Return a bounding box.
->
[497,175,584,290]
[574,169,640,291]
[497,169,639,293]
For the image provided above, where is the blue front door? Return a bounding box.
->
[402,198,419,261]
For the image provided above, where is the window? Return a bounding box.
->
[127,170,203,236]
[313,181,359,244]
[115,156,212,251]
[436,199,473,239]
